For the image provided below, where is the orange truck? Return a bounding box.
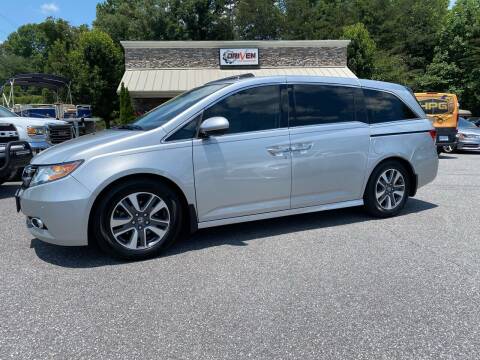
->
[415,92,459,153]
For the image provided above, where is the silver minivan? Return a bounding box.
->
[16,76,438,259]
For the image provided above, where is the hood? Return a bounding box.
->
[1,116,68,128]
[459,127,480,136]
[31,128,165,164]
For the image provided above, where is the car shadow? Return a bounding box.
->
[31,198,438,268]
[438,154,457,160]
[0,184,20,200]
[455,150,480,155]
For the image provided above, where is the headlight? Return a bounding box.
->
[29,160,83,187]
[457,133,465,139]
[27,126,47,137]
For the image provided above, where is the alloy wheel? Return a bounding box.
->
[109,192,170,250]
[375,169,406,211]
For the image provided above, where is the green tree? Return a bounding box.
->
[68,30,123,128]
[418,52,463,95]
[384,0,448,72]
[341,23,376,78]
[2,18,83,71]
[0,47,34,84]
[94,0,178,42]
[419,0,480,113]
[236,0,282,39]
[172,0,235,40]
[95,0,234,41]
[280,0,318,40]
[372,51,411,84]
[119,82,135,124]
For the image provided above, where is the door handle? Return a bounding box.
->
[267,145,290,158]
[291,142,313,154]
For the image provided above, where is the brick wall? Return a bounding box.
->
[125,46,347,69]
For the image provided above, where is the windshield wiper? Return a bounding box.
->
[117,124,144,130]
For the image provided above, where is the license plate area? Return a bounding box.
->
[438,135,449,142]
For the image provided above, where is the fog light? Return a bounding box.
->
[30,217,46,229]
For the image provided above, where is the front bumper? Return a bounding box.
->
[457,140,480,150]
[0,141,32,178]
[17,175,92,246]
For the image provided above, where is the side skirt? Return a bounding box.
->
[197,199,364,229]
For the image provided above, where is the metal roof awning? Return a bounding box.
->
[119,67,357,98]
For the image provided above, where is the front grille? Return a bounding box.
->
[0,123,16,132]
[462,143,480,148]
[0,130,19,144]
[47,124,73,144]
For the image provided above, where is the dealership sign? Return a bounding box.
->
[220,48,259,66]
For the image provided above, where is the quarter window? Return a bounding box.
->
[291,84,355,127]
[363,89,418,123]
[166,115,200,141]
[202,85,281,134]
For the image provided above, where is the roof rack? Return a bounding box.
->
[205,73,255,85]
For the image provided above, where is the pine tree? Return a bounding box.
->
[119,82,135,124]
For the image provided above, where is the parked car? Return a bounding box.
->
[456,117,480,151]
[16,75,438,260]
[468,117,480,127]
[0,105,73,154]
[0,122,33,184]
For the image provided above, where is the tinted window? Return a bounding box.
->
[364,89,418,123]
[132,84,226,131]
[166,115,201,141]
[291,85,355,127]
[202,85,281,134]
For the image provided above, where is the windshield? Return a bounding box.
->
[459,118,477,129]
[0,106,17,118]
[130,83,227,131]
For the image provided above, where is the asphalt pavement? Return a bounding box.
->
[1,152,480,359]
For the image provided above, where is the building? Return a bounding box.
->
[119,40,355,113]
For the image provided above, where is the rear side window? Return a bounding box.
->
[202,85,281,135]
[291,84,355,127]
[364,89,418,123]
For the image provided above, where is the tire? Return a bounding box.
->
[91,179,183,260]
[363,161,410,218]
[7,168,23,181]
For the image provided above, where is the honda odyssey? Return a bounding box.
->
[16,75,439,259]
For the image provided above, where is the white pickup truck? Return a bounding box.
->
[0,122,32,184]
[0,105,72,155]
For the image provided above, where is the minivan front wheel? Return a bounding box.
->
[364,161,410,218]
[92,179,182,260]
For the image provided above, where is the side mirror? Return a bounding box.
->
[199,116,229,137]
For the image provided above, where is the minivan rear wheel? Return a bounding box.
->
[363,161,410,218]
[92,179,182,260]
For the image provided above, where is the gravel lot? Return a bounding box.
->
[1,152,480,359]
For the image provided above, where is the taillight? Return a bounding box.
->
[429,129,437,141]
